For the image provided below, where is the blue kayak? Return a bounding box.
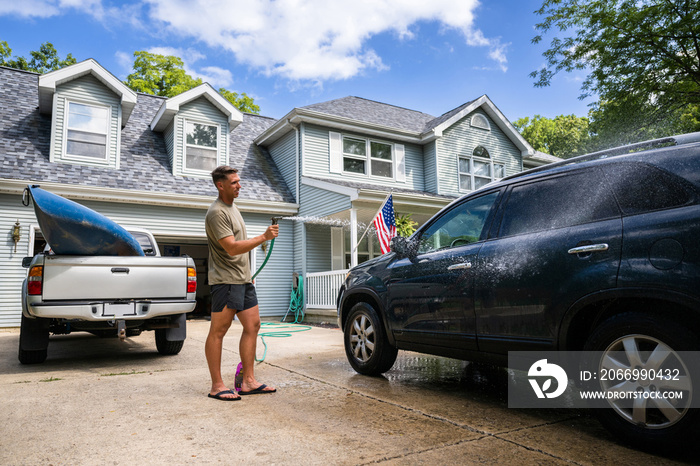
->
[24,185,144,256]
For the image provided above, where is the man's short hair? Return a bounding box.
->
[211,165,238,186]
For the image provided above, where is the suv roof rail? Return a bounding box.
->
[505,131,700,181]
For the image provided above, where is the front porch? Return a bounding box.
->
[294,178,455,325]
[303,269,349,324]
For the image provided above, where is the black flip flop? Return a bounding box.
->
[238,384,276,396]
[208,389,241,401]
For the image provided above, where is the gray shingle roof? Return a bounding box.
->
[422,99,478,132]
[302,96,437,133]
[0,66,294,204]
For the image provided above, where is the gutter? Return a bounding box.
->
[256,108,437,146]
[0,179,299,215]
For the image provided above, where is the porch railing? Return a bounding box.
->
[305,269,349,309]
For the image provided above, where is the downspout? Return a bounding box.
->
[294,122,300,203]
[299,122,308,308]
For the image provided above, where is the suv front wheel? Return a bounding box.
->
[583,312,699,449]
[344,302,398,376]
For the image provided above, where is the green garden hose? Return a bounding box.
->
[256,322,312,362]
[251,216,282,280]
[248,217,311,363]
[283,275,304,324]
[251,238,274,280]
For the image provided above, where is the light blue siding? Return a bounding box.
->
[0,194,45,327]
[268,130,297,202]
[423,141,437,192]
[164,120,175,171]
[52,75,121,168]
[245,214,296,316]
[436,112,521,197]
[305,224,331,273]
[299,184,351,217]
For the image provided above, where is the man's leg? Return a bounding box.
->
[236,305,275,393]
[205,306,239,398]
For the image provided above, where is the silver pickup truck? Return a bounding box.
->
[20,229,197,364]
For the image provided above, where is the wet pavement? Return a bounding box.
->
[0,320,694,465]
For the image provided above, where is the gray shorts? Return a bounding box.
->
[211,283,258,313]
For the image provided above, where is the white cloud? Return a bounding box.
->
[114,50,133,76]
[0,0,101,18]
[197,66,233,88]
[3,0,508,82]
[143,0,507,82]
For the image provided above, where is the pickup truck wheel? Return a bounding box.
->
[18,315,49,364]
[344,302,398,376]
[583,312,699,450]
[18,348,48,365]
[155,329,184,355]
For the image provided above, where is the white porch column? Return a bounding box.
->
[350,207,358,268]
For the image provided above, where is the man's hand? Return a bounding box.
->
[263,224,279,241]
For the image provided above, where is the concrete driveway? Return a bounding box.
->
[0,320,693,465]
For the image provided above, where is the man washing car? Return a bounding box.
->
[204,165,279,400]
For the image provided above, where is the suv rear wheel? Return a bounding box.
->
[583,312,699,449]
[344,302,398,376]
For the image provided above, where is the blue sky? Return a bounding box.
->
[0,0,594,122]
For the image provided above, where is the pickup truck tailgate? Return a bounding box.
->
[42,255,191,300]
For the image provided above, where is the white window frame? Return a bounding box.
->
[183,118,220,174]
[62,99,111,164]
[470,113,491,131]
[342,229,382,268]
[458,147,505,192]
[341,135,394,180]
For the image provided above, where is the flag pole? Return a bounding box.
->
[352,189,393,254]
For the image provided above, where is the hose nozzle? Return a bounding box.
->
[271,216,284,225]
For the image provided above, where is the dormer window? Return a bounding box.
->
[150,84,243,178]
[39,59,136,169]
[185,121,219,171]
[66,101,109,160]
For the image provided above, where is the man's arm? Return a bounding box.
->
[218,224,279,257]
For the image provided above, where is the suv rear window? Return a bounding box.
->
[499,170,619,237]
[604,162,696,215]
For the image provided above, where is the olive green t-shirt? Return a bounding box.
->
[205,198,251,285]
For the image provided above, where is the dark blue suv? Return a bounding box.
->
[337,132,700,449]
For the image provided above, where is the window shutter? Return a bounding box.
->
[331,227,344,270]
[329,131,342,174]
[395,144,406,182]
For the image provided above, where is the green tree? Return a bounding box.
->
[217,88,260,114]
[0,41,76,73]
[125,52,202,98]
[0,40,11,64]
[514,114,589,158]
[531,0,700,144]
[125,51,260,114]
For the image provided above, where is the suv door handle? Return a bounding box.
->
[568,244,609,255]
[448,262,472,271]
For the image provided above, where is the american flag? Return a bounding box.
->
[373,195,396,254]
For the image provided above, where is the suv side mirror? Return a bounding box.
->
[391,236,416,258]
[22,257,33,268]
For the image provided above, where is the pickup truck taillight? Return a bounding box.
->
[187,267,197,293]
[27,266,43,295]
